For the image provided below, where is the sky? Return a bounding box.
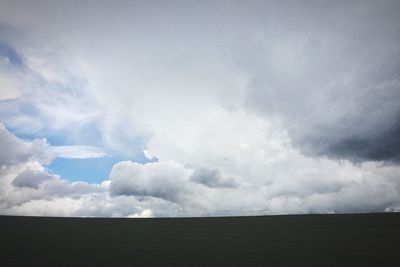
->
[0,0,400,217]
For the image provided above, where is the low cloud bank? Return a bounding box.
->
[1,124,400,217]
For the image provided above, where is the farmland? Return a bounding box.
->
[1,213,399,266]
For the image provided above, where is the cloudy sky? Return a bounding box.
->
[1,0,400,217]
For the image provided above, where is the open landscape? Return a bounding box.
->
[1,2,400,266]
[1,213,399,266]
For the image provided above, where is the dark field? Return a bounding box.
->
[1,213,399,266]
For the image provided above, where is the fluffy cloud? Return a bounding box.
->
[0,123,52,166]
[0,124,191,217]
[11,169,53,189]
[189,167,237,188]
[240,1,400,163]
[0,125,108,215]
[1,1,400,217]
[1,123,400,217]
[109,161,191,203]
[3,1,399,163]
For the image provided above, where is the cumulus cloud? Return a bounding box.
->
[109,161,191,203]
[189,167,237,188]
[1,1,400,217]
[241,1,400,163]
[0,123,52,166]
[128,209,153,218]
[0,124,180,217]
[0,125,116,216]
[1,122,400,217]
[11,169,53,189]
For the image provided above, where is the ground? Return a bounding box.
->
[0,213,399,266]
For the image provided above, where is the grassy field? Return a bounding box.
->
[0,213,399,266]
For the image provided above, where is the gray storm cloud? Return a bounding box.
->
[240,1,400,163]
[1,1,400,217]
[1,0,399,163]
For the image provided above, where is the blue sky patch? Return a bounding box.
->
[0,41,23,67]
[48,156,126,183]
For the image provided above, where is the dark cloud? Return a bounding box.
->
[189,167,237,188]
[299,124,400,164]
[12,169,53,189]
[1,1,400,217]
[242,1,400,164]
[109,161,190,203]
[287,63,400,163]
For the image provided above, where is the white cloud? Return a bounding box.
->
[1,122,400,217]
[0,123,52,166]
[0,1,400,217]
[128,209,153,218]
[51,145,107,159]
[0,72,19,100]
